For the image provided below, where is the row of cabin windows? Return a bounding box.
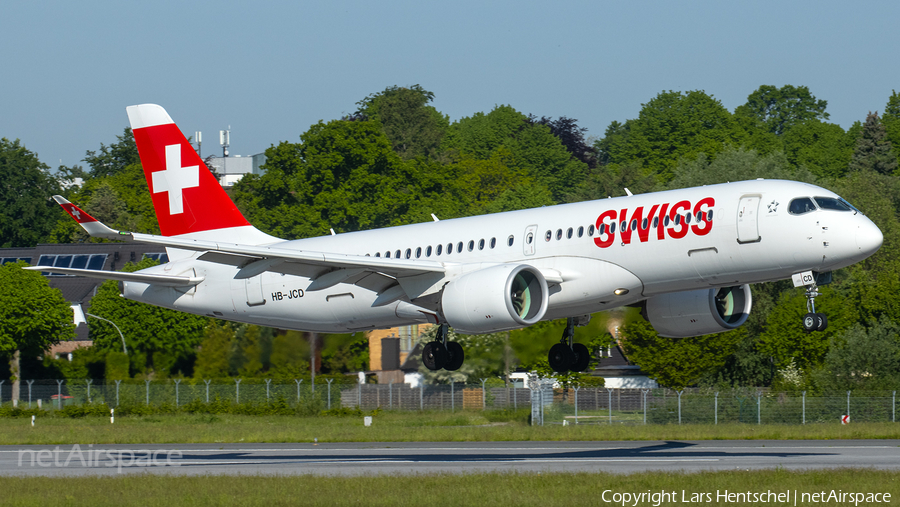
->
[363,211,716,260]
[371,236,511,259]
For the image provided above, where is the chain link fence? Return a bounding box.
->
[0,380,896,426]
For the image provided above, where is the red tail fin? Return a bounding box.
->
[127,104,250,237]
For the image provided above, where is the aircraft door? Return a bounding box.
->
[523,225,538,256]
[245,275,266,306]
[737,195,761,244]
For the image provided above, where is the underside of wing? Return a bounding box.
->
[23,266,204,287]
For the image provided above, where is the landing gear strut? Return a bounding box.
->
[422,324,465,371]
[548,317,591,373]
[801,282,828,333]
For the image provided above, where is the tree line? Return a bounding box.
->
[2,84,899,392]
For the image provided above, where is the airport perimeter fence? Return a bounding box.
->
[0,380,896,426]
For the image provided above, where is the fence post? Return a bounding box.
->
[847,390,851,420]
[204,380,211,403]
[642,389,650,424]
[0,380,3,406]
[265,379,272,404]
[27,380,34,408]
[145,379,151,406]
[56,379,65,409]
[607,388,613,424]
[420,382,424,411]
[480,378,488,410]
[86,379,92,404]
[677,390,683,425]
[389,381,394,410]
[174,379,181,408]
[802,391,806,424]
[714,392,719,425]
[294,379,303,403]
[574,387,580,424]
[326,379,333,410]
[757,391,762,425]
[450,381,453,412]
[235,379,241,404]
[115,380,122,407]
[358,382,362,409]
[893,391,896,423]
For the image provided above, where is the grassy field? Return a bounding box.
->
[1,410,899,445]
[1,469,897,506]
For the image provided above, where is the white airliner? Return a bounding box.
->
[32,104,884,373]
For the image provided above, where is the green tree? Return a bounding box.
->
[848,112,898,175]
[0,263,76,389]
[194,321,235,378]
[619,317,744,390]
[83,128,140,178]
[813,317,900,392]
[883,90,900,154]
[600,90,743,183]
[735,85,829,135]
[86,258,208,375]
[354,85,449,161]
[268,331,310,380]
[667,147,815,190]
[781,120,854,179]
[0,139,62,248]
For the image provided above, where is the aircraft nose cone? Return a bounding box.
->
[855,219,883,259]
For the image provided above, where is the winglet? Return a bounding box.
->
[53,195,128,240]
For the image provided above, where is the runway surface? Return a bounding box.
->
[2,440,898,476]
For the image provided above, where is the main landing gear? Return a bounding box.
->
[548,317,591,373]
[422,324,465,371]
[801,282,828,333]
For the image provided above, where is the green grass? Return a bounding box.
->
[1,410,899,445]
[0,469,897,506]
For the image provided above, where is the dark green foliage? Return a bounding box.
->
[848,112,898,175]
[735,84,829,135]
[353,85,448,161]
[0,139,61,248]
[814,318,900,392]
[0,262,76,356]
[83,128,141,178]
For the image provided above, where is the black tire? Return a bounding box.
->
[445,341,465,371]
[802,312,818,333]
[816,313,828,332]
[422,341,448,371]
[548,343,574,373]
[571,343,590,372]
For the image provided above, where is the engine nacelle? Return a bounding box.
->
[643,285,752,338]
[441,264,549,334]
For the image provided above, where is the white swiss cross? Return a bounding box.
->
[152,144,199,215]
[71,208,81,220]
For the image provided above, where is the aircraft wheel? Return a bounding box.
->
[571,343,590,372]
[445,341,465,371]
[802,313,818,333]
[548,343,574,373]
[422,341,448,371]
[816,313,828,332]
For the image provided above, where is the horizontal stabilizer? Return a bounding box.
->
[23,266,204,287]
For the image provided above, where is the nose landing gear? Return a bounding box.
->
[801,282,828,333]
[548,317,592,373]
[422,324,465,371]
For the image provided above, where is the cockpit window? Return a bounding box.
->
[789,197,816,215]
[814,197,852,212]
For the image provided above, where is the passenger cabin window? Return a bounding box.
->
[508,235,514,247]
[490,237,497,248]
[436,244,443,255]
[814,197,853,212]
[415,247,422,258]
[478,239,485,250]
[457,242,463,253]
[426,246,432,257]
[588,224,594,236]
[789,197,817,215]
[467,240,474,252]
[577,226,584,237]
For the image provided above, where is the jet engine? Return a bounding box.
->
[441,264,549,334]
[642,285,752,338]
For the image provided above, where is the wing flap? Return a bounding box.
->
[23,266,204,287]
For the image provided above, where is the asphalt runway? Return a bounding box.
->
[1,440,898,476]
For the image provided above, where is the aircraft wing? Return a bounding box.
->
[52,195,447,282]
[23,266,204,287]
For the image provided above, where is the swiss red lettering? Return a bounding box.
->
[593,197,715,249]
[691,197,715,236]
[593,209,617,248]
